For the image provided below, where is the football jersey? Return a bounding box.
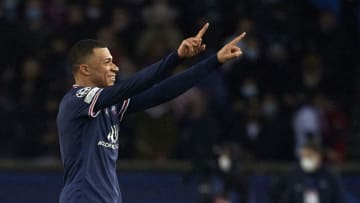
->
[57,86,129,203]
[56,52,220,203]
[57,51,180,203]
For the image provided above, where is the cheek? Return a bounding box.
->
[95,66,108,76]
[92,66,108,83]
[103,67,113,83]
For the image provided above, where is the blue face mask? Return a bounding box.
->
[241,84,258,98]
[26,7,42,21]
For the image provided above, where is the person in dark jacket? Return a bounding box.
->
[271,141,346,203]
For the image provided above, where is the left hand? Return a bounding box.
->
[177,22,209,58]
[216,32,246,63]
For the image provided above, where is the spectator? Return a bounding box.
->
[0,0,357,162]
[271,141,346,203]
[313,94,348,163]
[293,95,322,155]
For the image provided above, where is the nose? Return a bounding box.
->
[112,63,119,72]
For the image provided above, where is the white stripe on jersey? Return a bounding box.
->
[119,98,130,121]
[88,89,103,117]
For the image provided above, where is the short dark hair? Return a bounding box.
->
[68,39,107,73]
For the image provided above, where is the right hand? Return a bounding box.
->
[217,32,246,63]
[177,23,209,58]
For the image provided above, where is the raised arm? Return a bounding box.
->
[92,23,211,112]
[126,54,221,113]
[125,32,247,114]
[92,51,179,112]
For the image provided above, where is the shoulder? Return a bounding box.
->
[59,87,102,110]
[67,87,102,103]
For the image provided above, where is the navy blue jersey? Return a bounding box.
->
[57,52,220,203]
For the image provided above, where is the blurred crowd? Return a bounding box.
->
[0,0,359,167]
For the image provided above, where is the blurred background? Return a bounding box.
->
[0,0,359,202]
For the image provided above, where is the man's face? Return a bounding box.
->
[86,48,119,87]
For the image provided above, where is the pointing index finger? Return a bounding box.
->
[229,32,246,45]
[195,22,209,38]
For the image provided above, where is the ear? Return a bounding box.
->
[79,64,91,76]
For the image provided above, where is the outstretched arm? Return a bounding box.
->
[91,51,180,113]
[125,32,247,114]
[90,23,210,113]
[126,54,221,114]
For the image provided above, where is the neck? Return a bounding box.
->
[74,77,96,87]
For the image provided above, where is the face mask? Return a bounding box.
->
[218,154,232,172]
[241,83,258,98]
[26,6,42,21]
[300,157,319,173]
[262,102,278,117]
[246,122,260,140]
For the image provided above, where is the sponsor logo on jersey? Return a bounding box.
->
[84,87,101,104]
[76,87,92,98]
[97,124,119,149]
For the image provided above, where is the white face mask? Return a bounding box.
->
[218,154,232,172]
[300,157,319,173]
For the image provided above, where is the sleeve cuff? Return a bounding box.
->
[172,50,184,64]
[207,53,222,69]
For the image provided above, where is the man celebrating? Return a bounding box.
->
[57,23,245,203]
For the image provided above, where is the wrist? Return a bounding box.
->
[177,49,184,59]
[216,52,225,63]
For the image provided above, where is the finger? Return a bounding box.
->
[228,51,242,59]
[194,38,202,46]
[184,38,196,46]
[186,41,194,52]
[226,46,242,58]
[229,32,246,45]
[230,49,243,58]
[231,46,241,53]
[195,22,209,38]
[188,38,200,47]
[194,44,206,53]
[182,41,192,52]
[191,37,202,43]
